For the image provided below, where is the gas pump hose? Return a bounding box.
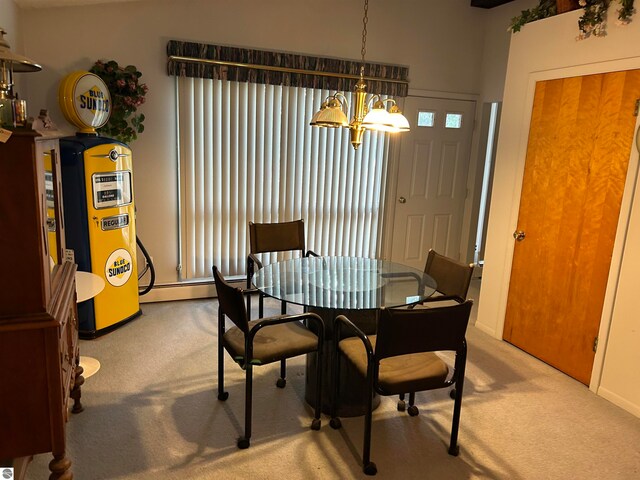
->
[136,236,155,295]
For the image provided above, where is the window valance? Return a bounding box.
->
[166,40,409,97]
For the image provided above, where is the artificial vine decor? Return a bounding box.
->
[89,59,148,144]
[510,0,635,39]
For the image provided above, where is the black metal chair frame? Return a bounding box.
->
[329,301,472,476]
[214,265,325,449]
[245,219,318,320]
[399,249,474,413]
[419,248,474,305]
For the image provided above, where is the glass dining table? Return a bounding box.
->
[253,256,437,416]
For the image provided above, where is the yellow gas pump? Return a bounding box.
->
[58,71,141,337]
[43,151,58,264]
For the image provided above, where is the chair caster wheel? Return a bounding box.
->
[448,444,460,456]
[363,461,378,476]
[276,378,286,388]
[449,389,457,400]
[397,400,406,412]
[329,417,342,429]
[407,405,419,416]
[311,418,321,430]
[218,392,229,401]
[237,437,250,449]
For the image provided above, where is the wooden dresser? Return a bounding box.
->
[0,130,83,479]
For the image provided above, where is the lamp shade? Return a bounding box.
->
[309,108,324,126]
[362,106,395,132]
[310,102,349,128]
[389,111,410,132]
[0,29,41,72]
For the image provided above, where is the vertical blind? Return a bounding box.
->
[176,76,390,279]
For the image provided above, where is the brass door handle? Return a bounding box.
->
[399,197,406,204]
[513,230,526,241]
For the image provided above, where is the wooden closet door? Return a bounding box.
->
[503,70,640,385]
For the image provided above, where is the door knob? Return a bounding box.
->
[513,230,526,241]
[398,197,406,204]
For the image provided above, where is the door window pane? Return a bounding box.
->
[445,113,463,129]
[417,111,435,127]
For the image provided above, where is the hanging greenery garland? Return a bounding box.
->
[89,59,148,144]
[509,0,635,39]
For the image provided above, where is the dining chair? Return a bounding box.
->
[246,219,318,320]
[418,248,475,306]
[329,300,473,476]
[398,249,475,412]
[213,265,325,449]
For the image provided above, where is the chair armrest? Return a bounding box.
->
[246,312,325,360]
[246,253,264,288]
[306,250,320,257]
[247,253,264,271]
[421,295,464,304]
[407,295,463,309]
[380,271,421,282]
[249,312,325,341]
[334,314,375,361]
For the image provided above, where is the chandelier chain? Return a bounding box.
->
[360,0,368,75]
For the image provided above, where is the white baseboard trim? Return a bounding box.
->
[139,283,216,303]
[597,386,640,418]
[138,278,252,303]
[474,320,500,339]
[473,264,483,278]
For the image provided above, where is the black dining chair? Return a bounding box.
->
[417,249,475,306]
[329,300,473,475]
[246,219,318,320]
[213,265,325,449]
[398,248,475,413]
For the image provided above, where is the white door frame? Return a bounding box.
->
[476,62,640,395]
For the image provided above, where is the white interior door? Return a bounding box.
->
[390,96,475,269]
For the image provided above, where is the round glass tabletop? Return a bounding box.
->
[253,256,437,310]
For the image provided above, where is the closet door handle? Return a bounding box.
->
[513,230,526,241]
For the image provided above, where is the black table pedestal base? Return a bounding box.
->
[305,307,380,417]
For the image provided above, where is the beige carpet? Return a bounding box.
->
[25,279,640,479]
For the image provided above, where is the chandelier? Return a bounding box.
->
[309,0,410,150]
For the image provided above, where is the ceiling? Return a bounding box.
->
[470,0,516,7]
[13,0,136,7]
[14,0,517,8]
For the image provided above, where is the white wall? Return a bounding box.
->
[17,0,490,285]
[477,8,640,417]
[1,0,18,46]
[1,1,18,45]
[479,0,536,103]
[460,0,535,262]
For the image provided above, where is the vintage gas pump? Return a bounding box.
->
[58,71,141,338]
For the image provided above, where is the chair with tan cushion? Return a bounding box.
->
[213,265,324,449]
[397,249,474,412]
[329,300,473,475]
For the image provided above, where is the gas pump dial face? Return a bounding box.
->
[59,71,111,133]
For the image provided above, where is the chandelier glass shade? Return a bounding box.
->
[309,0,410,149]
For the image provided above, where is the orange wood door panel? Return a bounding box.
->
[503,70,640,385]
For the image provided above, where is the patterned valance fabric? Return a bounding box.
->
[167,40,409,97]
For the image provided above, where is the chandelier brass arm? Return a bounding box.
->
[309,0,410,150]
